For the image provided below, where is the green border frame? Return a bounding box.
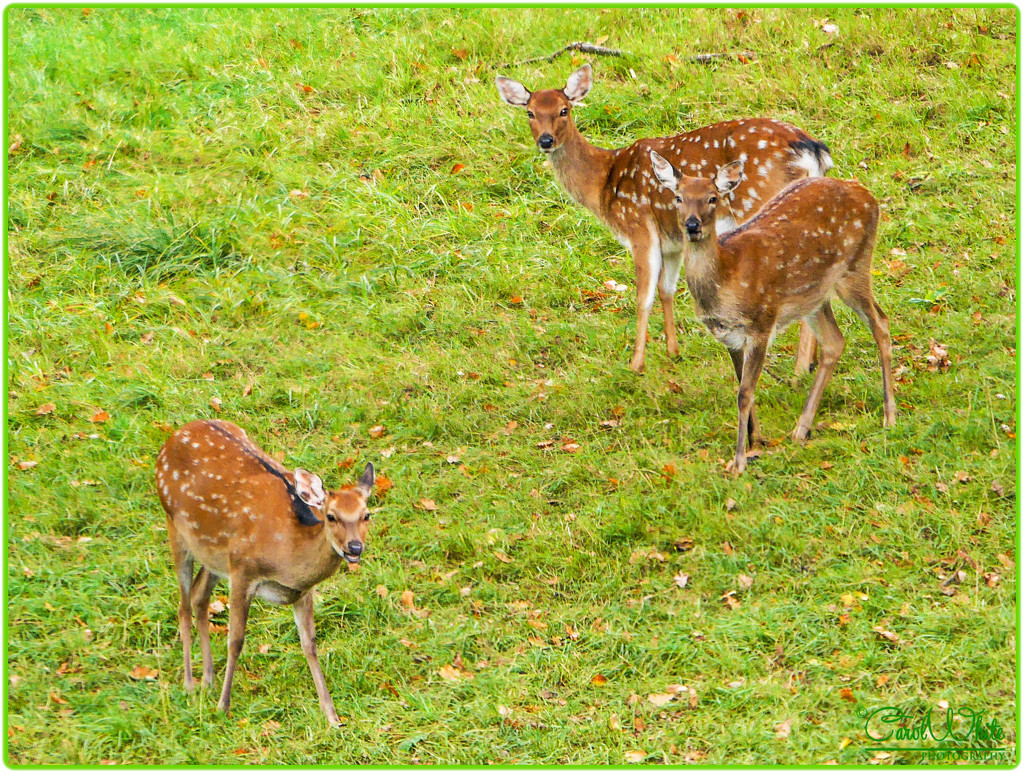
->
[1,3,1019,769]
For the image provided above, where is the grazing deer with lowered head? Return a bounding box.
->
[155,419,376,725]
[496,63,829,373]
[648,151,896,473]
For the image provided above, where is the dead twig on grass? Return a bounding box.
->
[499,41,628,70]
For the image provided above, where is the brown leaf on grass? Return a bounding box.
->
[996,553,1015,570]
[560,440,581,453]
[451,48,469,61]
[369,425,386,439]
[591,673,608,686]
[209,397,222,412]
[260,720,281,737]
[721,541,734,555]
[926,340,950,371]
[438,664,464,682]
[624,750,646,764]
[839,688,856,703]
[49,692,69,705]
[737,574,753,589]
[89,410,110,423]
[493,550,513,564]
[722,593,741,610]
[775,718,793,739]
[374,474,394,498]
[129,666,159,681]
[725,498,738,512]
[876,674,889,687]
[599,418,622,429]
[35,403,56,416]
[503,421,518,435]
[417,498,438,511]
[400,590,416,609]
[536,439,554,449]
[674,537,695,552]
[872,626,900,644]
[673,572,690,589]
[376,585,388,598]
[647,692,675,707]
[508,295,523,305]
[984,572,1001,588]
[662,462,677,480]
[450,163,465,174]
[16,461,37,471]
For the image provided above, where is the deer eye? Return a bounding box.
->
[559,107,568,117]
[363,513,371,522]
[709,196,718,204]
[527,111,535,119]
[675,196,683,204]
[326,512,336,522]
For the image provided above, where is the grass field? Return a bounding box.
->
[5,6,1019,765]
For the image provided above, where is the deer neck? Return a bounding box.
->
[548,125,616,217]
[288,522,345,589]
[683,237,721,313]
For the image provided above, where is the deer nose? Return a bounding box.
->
[537,133,555,150]
[347,541,363,556]
[685,216,701,235]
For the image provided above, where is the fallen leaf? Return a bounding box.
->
[374,474,394,497]
[16,461,37,471]
[376,585,388,598]
[624,750,646,763]
[493,550,513,564]
[89,410,111,423]
[129,666,159,681]
[721,541,734,556]
[609,713,621,731]
[673,572,690,589]
[417,498,438,511]
[737,573,753,589]
[35,403,56,416]
[984,572,1001,588]
[509,295,523,305]
[400,590,416,609]
[450,163,465,174]
[662,462,677,480]
[591,674,608,686]
[560,440,581,453]
[369,425,386,439]
[209,396,222,412]
[725,498,738,512]
[839,688,855,703]
[647,693,674,707]
[872,626,900,644]
[876,674,889,687]
[822,22,839,34]
[438,664,463,682]
[775,718,792,739]
[451,48,469,61]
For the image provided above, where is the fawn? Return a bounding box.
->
[496,63,829,373]
[649,150,896,473]
[155,419,376,725]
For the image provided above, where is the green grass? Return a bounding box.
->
[5,6,1018,766]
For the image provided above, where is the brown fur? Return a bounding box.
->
[155,419,375,724]
[653,165,897,473]
[497,64,830,373]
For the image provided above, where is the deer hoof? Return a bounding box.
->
[628,359,645,373]
[792,425,811,443]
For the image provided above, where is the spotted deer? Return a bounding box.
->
[496,63,829,373]
[649,151,896,474]
[155,419,376,725]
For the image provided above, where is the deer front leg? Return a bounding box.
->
[629,232,662,372]
[733,339,768,475]
[293,592,341,726]
[217,575,254,716]
[659,252,684,358]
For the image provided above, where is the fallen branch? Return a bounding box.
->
[499,41,629,70]
[689,50,756,64]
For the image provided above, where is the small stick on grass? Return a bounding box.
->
[499,42,628,70]
[689,51,756,64]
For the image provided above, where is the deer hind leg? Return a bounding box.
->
[293,592,341,726]
[837,280,897,429]
[629,236,662,373]
[733,338,769,474]
[793,302,845,442]
[217,574,254,716]
[728,348,762,449]
[167,521,196,691]
[659,253,684,358]
[795,324,818,375]
[190,567,219,688]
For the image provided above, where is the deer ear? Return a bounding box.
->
[715,160,744,194]
[293,468,326,509]
[563,63,593,103]
[357,462,375,496]
[496,75,531,107]
[650,150,678,189]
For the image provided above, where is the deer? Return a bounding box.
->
[496,63,829,374]
[155,419,377,725]
[648,150,896,474]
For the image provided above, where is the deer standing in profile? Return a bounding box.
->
[155,419,376,725]
[496,63,828,373]
[648,150,896,473]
